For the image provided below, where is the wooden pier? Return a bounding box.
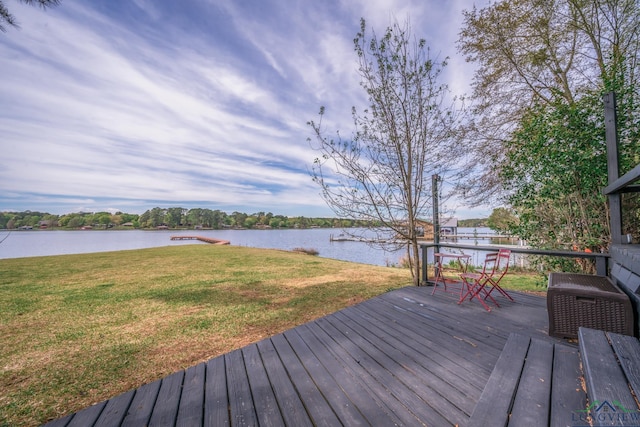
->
[170,236,230,245]
[440,233,515,239]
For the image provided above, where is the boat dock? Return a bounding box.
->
[329,234,391,243]
[441,233,514,239]
[170,236,230,245]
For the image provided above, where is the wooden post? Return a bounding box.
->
[604,92,623,245]
[421,244,428,285]
[432,174,440,283]
[432,174,440,247]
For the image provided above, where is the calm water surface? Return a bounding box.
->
[0,227,501,266]
[0,228,405,266]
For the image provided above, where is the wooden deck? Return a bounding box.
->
[43,284,561,427]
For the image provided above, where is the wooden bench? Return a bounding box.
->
[469,328,640,426]
[467,333,585,427]
[578,327,640,426]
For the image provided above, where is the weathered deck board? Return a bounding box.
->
[121,380,161,426]
[508,338,554,426]
[148,370,184,426]
[203,356,228,426]
[242,344,284,427]
[254,339,311,427]
[550,344,586,427]
[579,327,639,414]
[466,333,531,427]
[176,363,205,427]
[42,283,559,427]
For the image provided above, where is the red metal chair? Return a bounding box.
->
[459,252,500,311]
[459,249,513,311]
[484,249,514,303]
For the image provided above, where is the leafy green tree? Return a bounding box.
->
[230,211,247,228]
[67,215,85,228]
[165,207,185,228]
[458,218,487,228]
[1,0,61,33]
[139,207,166,228]
[458,0,640,199]
[110,214,122,227]
[309,18,463,285]
[138,210,150,227]
[244,216,258,229]
[210,210,226,229]
[502,90,639,252]
[291,216,310,229]
[261,212,273,226]
[487,208,517,234]
[269,215,288,228]
[268,217,280,228]
[0,212,11,228]
[459,0,640,258]
[186,208,201,227]
[41,214,58,228]
[92,212,111,228]
[22,214,41,227]
[120,213,139,224]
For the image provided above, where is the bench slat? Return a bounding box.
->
[550,344,587,427]
[508,338,554,427]
[608,332,640,404]
[579,327,639,421]
[467,333,530,427]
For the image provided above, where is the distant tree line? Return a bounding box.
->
[0,208,376,230]
[457,218,488,228]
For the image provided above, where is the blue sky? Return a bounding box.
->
[1,0,491,218]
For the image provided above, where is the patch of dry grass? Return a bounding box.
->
[0,245,410,426]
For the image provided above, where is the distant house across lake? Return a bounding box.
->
[441,218,458,235]
[415,218,459,240]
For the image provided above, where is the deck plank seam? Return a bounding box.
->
[313,315,432,425]
[338,305,480,417]
[322,311,454,425]
[349,302,487,395]
[375,295,505,358]
[299,322,412,426]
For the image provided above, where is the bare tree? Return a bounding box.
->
[1,0,60,32]
[308,18,463,285]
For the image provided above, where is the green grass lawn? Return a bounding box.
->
[0,245,545,426]
[0,245,413,426]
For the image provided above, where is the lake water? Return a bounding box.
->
[0,227,502,267]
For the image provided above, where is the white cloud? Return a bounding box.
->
[0,0,489,217]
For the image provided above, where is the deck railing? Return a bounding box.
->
[419,242,610,285]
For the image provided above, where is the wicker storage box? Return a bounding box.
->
[547,272,634,339]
